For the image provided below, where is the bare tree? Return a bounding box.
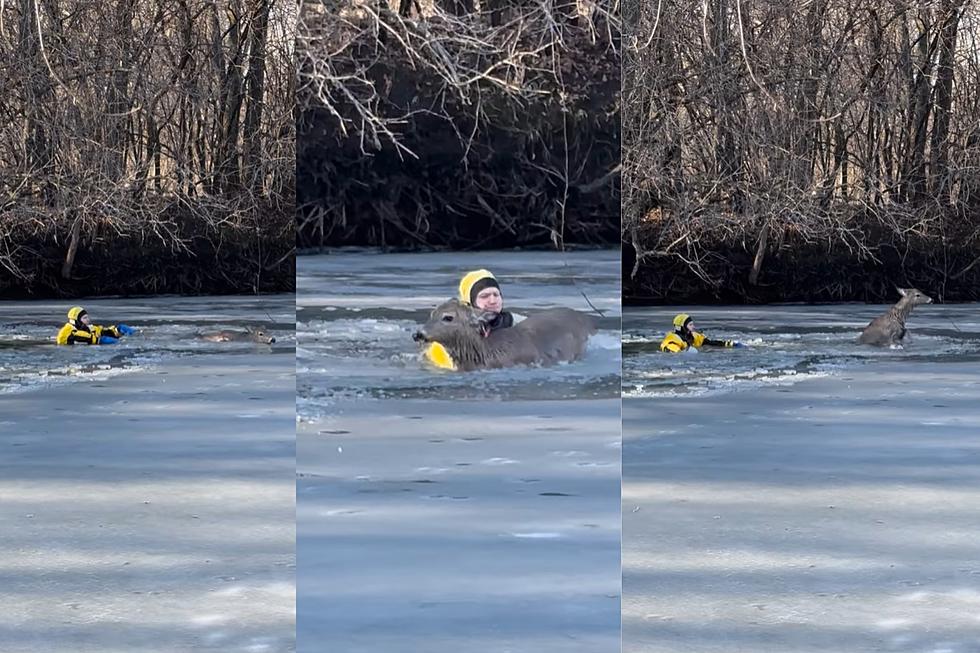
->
[624,0,980,302]
[0,0,296,295]
[296,0,621,250]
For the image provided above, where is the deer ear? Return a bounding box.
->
[897,287,908,296]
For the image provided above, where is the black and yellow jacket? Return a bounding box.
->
[485,311,514,332]
[56,323,122,345]
[660,329,736,353]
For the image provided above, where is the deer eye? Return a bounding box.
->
[441,315,454,322]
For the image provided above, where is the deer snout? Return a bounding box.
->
[267,337,276,344]
[413,330,428,343]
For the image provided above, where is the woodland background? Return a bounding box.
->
[0,0,295,297]
[624,0,980,303]
[296,0,621,251]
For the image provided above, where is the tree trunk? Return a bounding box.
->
[929,0,963,204]
[901,8,935,203]
[834,123,849,199]
[712,0,743,212]
[243,0,270,195]
[61,218,82,279]
[216,3,246,193]
[19,0,54,188]
[795,0,827,192]
[104,0,136,182]
[748,221,770,286]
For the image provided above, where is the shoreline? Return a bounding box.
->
[295,243,619,256]
[0,289,296,302]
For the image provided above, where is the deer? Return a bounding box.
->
[858,287,933,347]
[413,298,596,371]
[198,326,276,344]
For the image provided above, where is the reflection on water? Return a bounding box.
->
[624,304,980,398]
[0,295,295,394]
[296,250,621,418]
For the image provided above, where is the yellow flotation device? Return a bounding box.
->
[423,341,457,370]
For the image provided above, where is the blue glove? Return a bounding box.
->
[99,336,119,344]
[117,324,136,336]
[733,342,746,349]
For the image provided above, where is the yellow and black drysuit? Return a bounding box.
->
[56,307,123,345]
[660,313,738,353]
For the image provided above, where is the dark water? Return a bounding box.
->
[0,295,295,394]
[624,304,980,398]
[296,250,621,418]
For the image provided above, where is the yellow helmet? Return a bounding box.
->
[67,306,87,325]
[673,313,692,329]
[458,269,498,305]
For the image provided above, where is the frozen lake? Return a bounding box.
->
[297,250,622,652]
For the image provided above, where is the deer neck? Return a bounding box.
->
[444,330,488,368]
[891,297,916,323]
